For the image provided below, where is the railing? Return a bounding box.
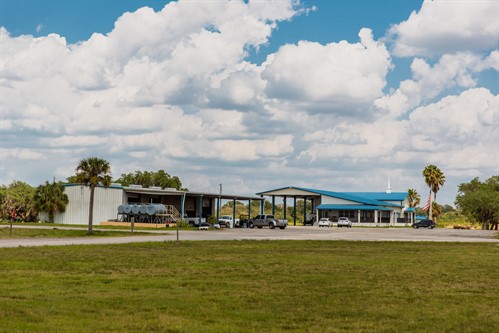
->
[165,205,181,222]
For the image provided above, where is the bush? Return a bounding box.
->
[437,211,477,229]
[175,220,191,228]
[207,215,217,224]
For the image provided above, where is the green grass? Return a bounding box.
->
[0,227,167,239]
[0,241,498,332]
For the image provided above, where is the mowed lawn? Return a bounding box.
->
[0,241,497,332]
[0,227,167,239]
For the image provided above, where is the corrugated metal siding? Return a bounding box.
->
[52,186,123,225]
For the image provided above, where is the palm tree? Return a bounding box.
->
[75,157,112,234]
[423,165,446,220]
[407,189,420,208]
[33,180,69,223]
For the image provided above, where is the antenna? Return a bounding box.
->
[386,177,392,193]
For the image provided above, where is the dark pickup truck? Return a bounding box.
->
[248,214,288,229]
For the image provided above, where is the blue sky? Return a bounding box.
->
[1,0,498,206]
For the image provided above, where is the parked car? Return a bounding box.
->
[337,217,352,228]
[412,219,436,229]
[248,214,287,229]
[318,218,333,227]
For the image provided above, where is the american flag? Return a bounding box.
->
[422,191,431,211]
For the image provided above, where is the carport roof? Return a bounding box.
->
[124,186,262,201]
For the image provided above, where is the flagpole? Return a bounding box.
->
[428,190,432,220]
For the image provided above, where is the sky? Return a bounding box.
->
[1,0,498,206]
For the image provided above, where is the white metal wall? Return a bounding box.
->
[321,196,356,205]
[47,185,123,225]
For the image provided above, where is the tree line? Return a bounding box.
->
[0,157,184,234]
[1,158,498,231]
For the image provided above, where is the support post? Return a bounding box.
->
[232,198,236,228]
[216,197,221,223]
[283,196,287,220]
[199,195,203,223]
[271,196,275,215]
[247,199,251,228]
[303,198,307,226]
[293,196,297,226]
[260,198,264,215]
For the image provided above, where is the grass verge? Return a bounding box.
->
[0,227,167,239]
[0,241,497,332]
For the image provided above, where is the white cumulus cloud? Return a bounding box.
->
[389,0,499,57]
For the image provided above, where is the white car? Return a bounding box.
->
[337,217,352,228]
[318,218,333,227]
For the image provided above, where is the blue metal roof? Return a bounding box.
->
[343,192,407,202]
[293,187,401,208]
[255,186,406,208]
[317,204,393,211]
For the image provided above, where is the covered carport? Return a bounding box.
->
[255,187,322,226]
[212,192,265,227]
[124,186,263,227]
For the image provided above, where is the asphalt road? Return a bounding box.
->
[1,225,497,248]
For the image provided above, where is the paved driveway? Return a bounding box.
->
[0,226,497,248]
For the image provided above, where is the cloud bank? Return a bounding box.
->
[1,0,498,205]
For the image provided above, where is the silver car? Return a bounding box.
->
[337,217,352,228]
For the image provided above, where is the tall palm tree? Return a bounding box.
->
[75,157,112,234]
[33,180,69,223]
[407,189,420,208]
[422,165,446,220]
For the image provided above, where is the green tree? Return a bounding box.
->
[423,165,446,220]
[407,189,421,208]
[0,181,37,221]
[115,169,185,190]
[455,176,499,230]
[441,204,455,213]
[33,181,69,223]
[75,157,112,234]
[431,202,442,220]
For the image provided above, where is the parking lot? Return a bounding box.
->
[1,225,497,248]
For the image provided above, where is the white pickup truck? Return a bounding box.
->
[217,215,239,228]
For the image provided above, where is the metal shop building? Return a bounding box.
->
[41,183,415,227]
[40,183,262,226]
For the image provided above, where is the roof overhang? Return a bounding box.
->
[124,187,262,201]
[317,204,393,211]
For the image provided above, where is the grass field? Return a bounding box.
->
[1,241,497,332]
[0,227,167,239]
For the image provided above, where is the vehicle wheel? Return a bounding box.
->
[416,226,419,229]
[249,222,254,229]
[279,226,286,230]
[189,222,195,227]
[269,222,275,229]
